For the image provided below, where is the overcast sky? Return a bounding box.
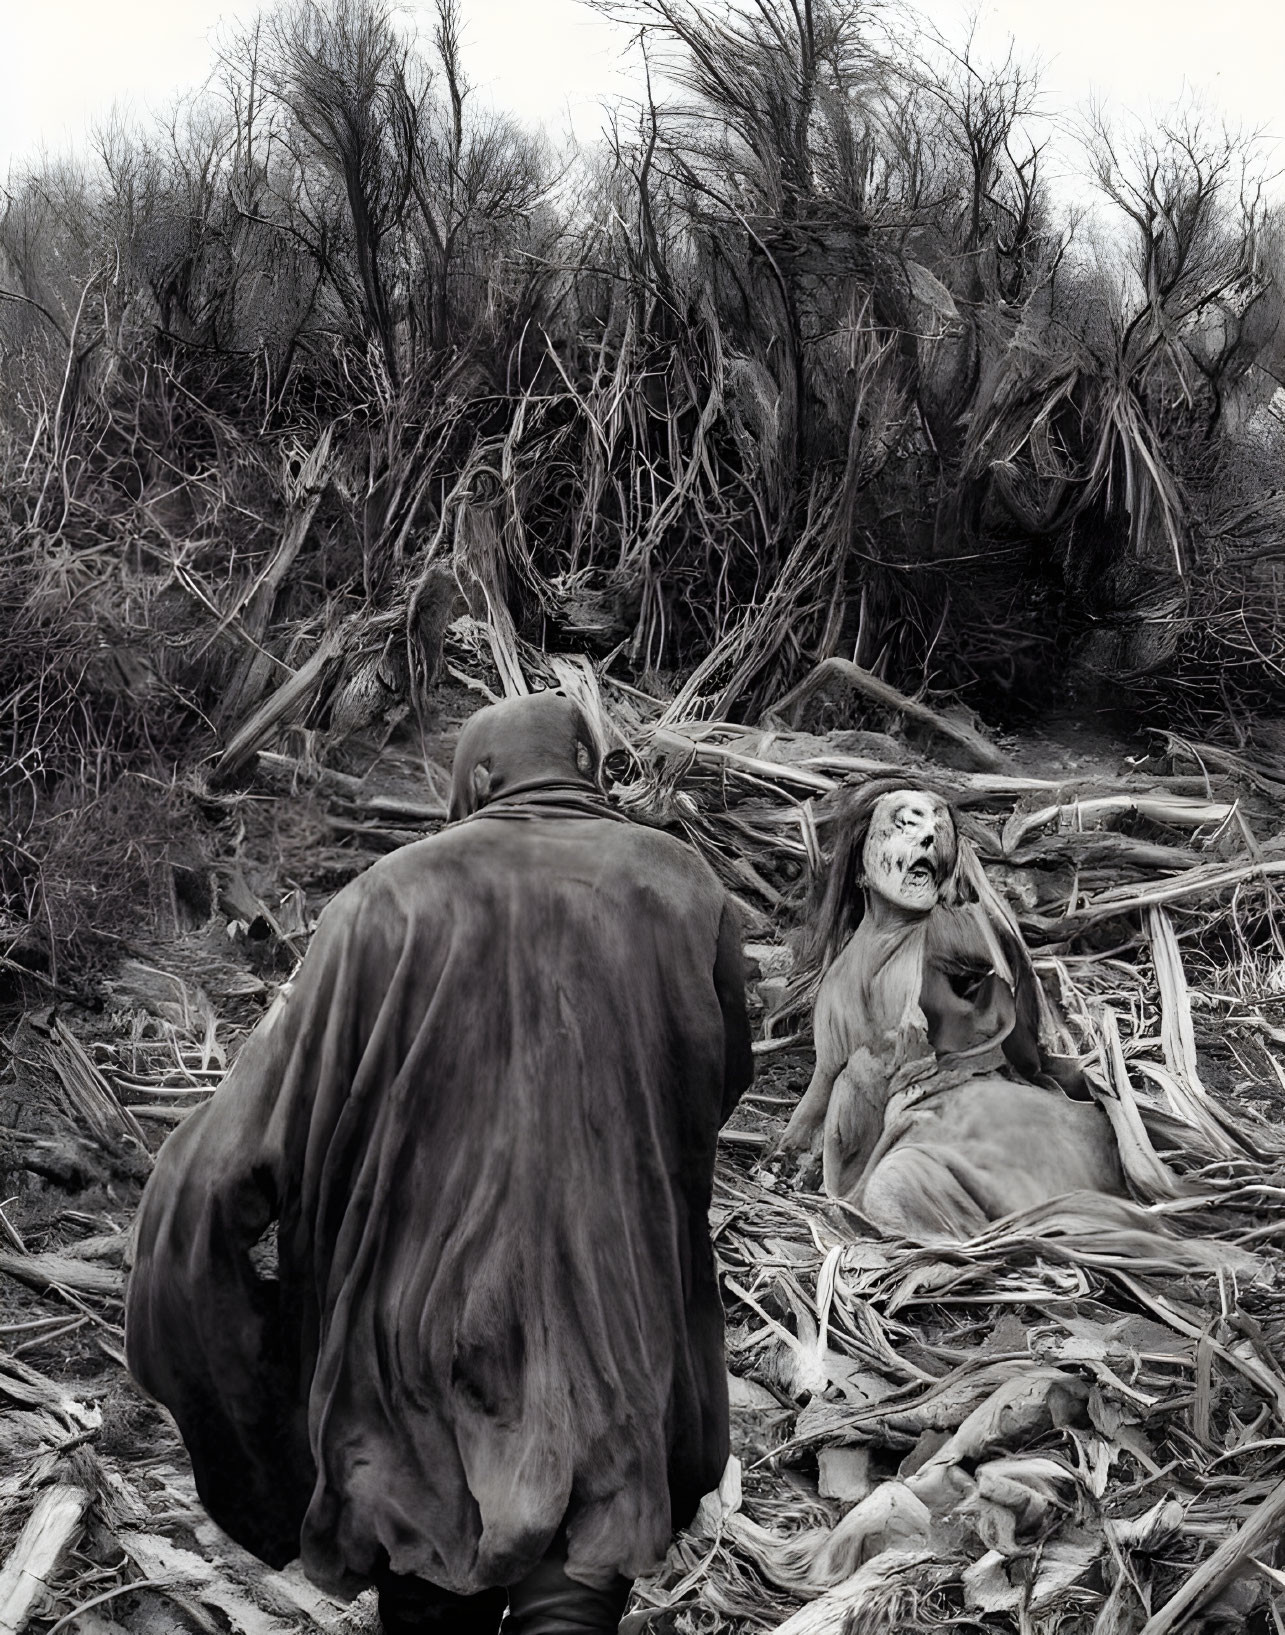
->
[0,0,1280,182]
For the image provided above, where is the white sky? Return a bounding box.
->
[0,0,1280,181]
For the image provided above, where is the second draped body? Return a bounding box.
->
[809,901,1124,1237]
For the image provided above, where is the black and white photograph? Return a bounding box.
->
[2,2,1285,1631]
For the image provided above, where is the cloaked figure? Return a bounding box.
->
[778,781,1123,1237]
[125,693,752,1635]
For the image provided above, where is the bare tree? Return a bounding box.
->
[393,2,551,355]
[909,17,1057,305]
[262,0,413,385]
[1072,99,1278,564]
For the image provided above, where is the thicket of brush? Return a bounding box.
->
[3,0,1285,980]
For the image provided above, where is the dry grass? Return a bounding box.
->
[5,645,1285,1631]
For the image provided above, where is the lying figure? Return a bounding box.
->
[778,781,1124,1238]
[126,692,752,1635]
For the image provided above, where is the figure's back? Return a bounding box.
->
[127,807,749,1599]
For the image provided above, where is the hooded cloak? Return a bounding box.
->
[447,691,616,822]
[125,694,752,1598]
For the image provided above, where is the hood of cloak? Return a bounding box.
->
[448,692,617,822]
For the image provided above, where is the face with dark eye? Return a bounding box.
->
[861,789,957,915]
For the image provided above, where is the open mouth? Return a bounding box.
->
[904,859,938,887]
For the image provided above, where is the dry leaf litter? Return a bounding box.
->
[5,638,1285,1635]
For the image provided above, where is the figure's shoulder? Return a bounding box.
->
[342,817,716,886]
[927,901,993,957]
[320,833,459,919]
[607,819,727,894]
[603,816,709,864]
[333,815,731,916]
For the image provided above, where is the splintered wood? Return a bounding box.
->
[0,1486,89,1635]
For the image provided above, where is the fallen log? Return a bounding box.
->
[719,1129,770,1149]
[650,724,1228,816]
[363,795,448,822]
[1009,833,1199,871]
[0,1351,101,1428]
[766,659,1006,772]
[118,1532,302,1635]
[58,1233,128,1266]
[1159,732,1285,797]
[0,1252,124,1299]
[254,750,365,795]
[1001,793,1234,854]
[651,729,838,794]
[322,816,425,852]
[1071,857,1285,926]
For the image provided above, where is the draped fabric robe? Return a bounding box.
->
[125,799,752,1597]
[814,904,1123,1236]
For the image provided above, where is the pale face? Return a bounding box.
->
[861,789,956,916]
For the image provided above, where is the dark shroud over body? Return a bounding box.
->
[125,696,753,1599]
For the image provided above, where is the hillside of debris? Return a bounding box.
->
[4,0,1285,1005]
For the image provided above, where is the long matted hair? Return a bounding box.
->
[798,777,962,976]
[771,776,1070,1070]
